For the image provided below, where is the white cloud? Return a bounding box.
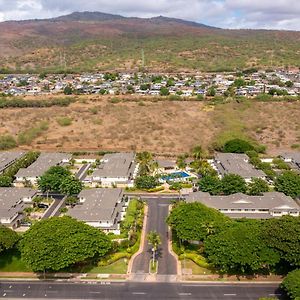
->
[0,0,299,30]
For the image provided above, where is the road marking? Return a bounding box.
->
[224,294,237,296]
[179,293,192,296]
[2,293,6,297]
[182,284,228,287]
[132,292,146,295]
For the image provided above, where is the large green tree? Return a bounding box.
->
[221,174,247,195]
[262,216,300,267]
[59,177,83,196]
[20,216,112,272]
[0,226,19,253]
[275,171,300,199]
[204,221,280,274]
[135,175,159,190]
[222,139,255,153]
[281,269,300,300]
[38,166,71,193]
[167,202,230,242]
[247,178,269,196]
[198,175,222,195]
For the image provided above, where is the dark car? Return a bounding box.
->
[37,203,49,209]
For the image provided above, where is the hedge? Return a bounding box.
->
[179,252,211,269]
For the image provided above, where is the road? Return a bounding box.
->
[0,281,286,299]
[42,194,66,219]
[131,196,178,275]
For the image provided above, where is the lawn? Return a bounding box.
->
[181,259,214,275]
[0,249,32,272]
[77,259,128,274]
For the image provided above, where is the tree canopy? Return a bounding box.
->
[135,175,159,190]
[281,269,300,300]
[221,174,247,195]
[198,175,222,195]
[20,216,112,272]
[275,171,300,199]
[247,178,269,196]
[59,177,83,196]
[262,216,300,267]
[38,166,82,195]
[167,202,231,242]
[0,226,19,253]
[204,221,280,274]
[222,139,255,153]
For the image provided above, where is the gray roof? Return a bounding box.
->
[186,191,300,217]
[0,151,26,173]
[93,153,136,179]
[68,188,124,223]
[214,153,265,179]
[15,153,72,178]
[156,159,177,169]
[281,152,300,170]
[0,188,37,220]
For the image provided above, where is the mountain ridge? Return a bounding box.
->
[0,11,299,73]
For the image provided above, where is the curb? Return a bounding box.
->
[168,205,182,277]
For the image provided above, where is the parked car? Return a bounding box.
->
[37,203,49,209]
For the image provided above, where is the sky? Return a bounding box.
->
[0,0,299,30]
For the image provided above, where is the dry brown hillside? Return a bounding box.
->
[0,96,299,156]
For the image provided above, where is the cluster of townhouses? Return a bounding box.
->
[0,150,299,233]
[1,69,300,97]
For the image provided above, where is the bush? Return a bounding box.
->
[98,252,131,267]
[109,97,121,104]
[57,117,72,127]
[147,186,164,193]
[17,121,49,145]
[179,252,210,269]
[0,135,17,150]
[222,138,255,153]
[281,269,300,299]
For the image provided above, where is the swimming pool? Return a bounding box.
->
[161,171,191,181]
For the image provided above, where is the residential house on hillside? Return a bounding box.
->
[15,153,72,185]
[91,153,138,187]
[0,188,37,228]
[186,191,300,219]
[212,153,266,182]
[68,188,127,234]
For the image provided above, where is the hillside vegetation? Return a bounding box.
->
[0,12,300,73]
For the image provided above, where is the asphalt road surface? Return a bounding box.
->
[0,281,285,299]
[131,196,177,275]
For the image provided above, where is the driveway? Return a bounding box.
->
[131,196,177,275]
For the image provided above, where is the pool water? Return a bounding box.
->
[161,171,190,181]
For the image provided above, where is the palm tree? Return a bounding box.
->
[192,145,203,161]
[176,154,187,169]
[147,231,161,267]
[136,151,153,175]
